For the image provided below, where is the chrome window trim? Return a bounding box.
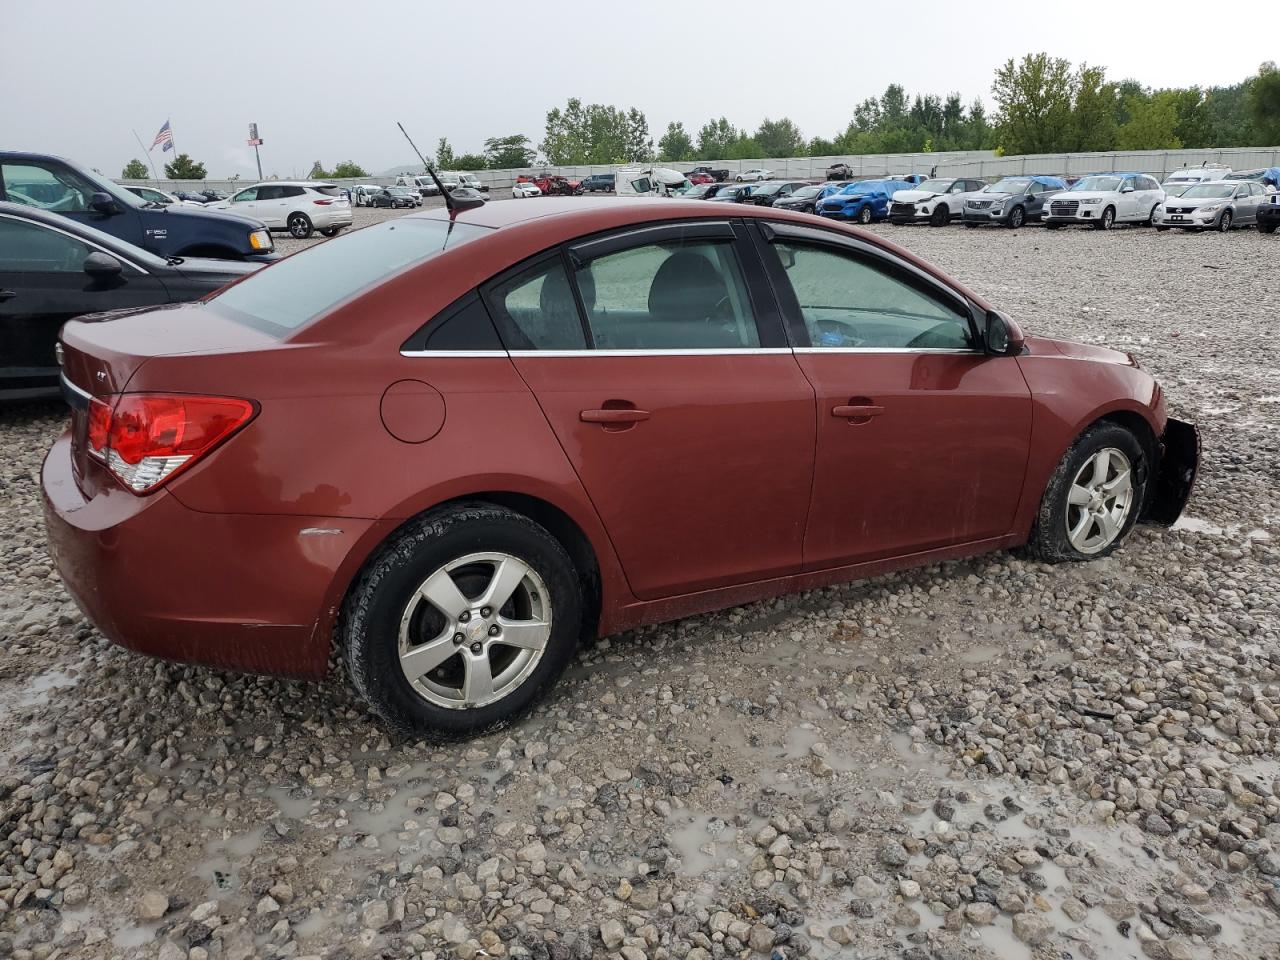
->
[509,348,794,357]
[792,347,979,355]
[399,346,981,358]
[399,350,509,358]
[0,212,149,274]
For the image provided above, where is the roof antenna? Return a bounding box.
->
[397,121,485,214]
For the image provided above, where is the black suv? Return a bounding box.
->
[0,152,276,261]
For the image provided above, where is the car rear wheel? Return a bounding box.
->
[287,213,313,239]
[929,205,950,227]
[319,227,341,237]
[1027,423,1147,563]
[1218,211,1232,232]
[1007,206,1025,229]
[342,504,582,739]
[1093,206,1115,230]
[857,206,873,225]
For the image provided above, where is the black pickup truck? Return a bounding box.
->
[689,165,730,183]
[0,152,276,261]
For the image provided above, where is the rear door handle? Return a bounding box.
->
[832,403,885,419]
[580,408,651,424]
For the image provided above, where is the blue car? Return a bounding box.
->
[816,179,916,224]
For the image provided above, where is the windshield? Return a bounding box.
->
[1162,183,1192,197]
[752,183,783,195]
[390,188,413,196]
[792,185,823,199]
[985,178,1031,194]
[915,179,953,194]
[1181,184,1234,199]
[1224,170,1263,181]
[1070,176,1123,192]
[212,218,488,335]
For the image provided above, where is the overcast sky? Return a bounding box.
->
[3,0,1272,179]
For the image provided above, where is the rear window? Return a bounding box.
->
[211,218,488,335]
[311,185,343,197]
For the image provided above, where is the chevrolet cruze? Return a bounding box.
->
[42,198,1198,738]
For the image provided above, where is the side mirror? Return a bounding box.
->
[89,192,119,215]
[83,251,123,281]
[985,310,1024,356]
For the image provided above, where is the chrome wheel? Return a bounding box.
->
[397,552,550,710]
[1065,448,1134,554]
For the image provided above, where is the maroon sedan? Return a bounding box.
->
[42,198,1197,738]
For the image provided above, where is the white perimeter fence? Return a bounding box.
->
[120,146,1279,195]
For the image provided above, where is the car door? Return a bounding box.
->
[1025,182,1050,219]
[253,185,288,227]
[750,220,1032,568]
[489,221,816,600]
[1236,183,1259,224]
[0,214,169,393]
[228,186,263,221]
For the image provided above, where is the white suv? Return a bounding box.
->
[215,181,353,239]
[1044,173,1164,230]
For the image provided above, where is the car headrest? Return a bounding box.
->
[647,250,726,323]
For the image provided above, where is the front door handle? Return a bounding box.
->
[0,289,15,302]
[580,408,651,424]
[832,402,885,421]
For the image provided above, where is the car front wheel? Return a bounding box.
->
[1093,206,1115,230]
[857,206,873,225]
[1007,205,1025,229]
[287,213,313,239]
[342,504,582,739]
[1218,211,1233,232]
[1027,423,1147,563]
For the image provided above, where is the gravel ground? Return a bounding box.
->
[1,210,1278,960]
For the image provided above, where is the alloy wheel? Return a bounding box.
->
[1219,211,1232,232]
[1065,448,1134,554]
[1009,206,1025,229]
[397,552,551,710]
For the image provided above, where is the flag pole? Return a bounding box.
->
[131,129,159,181]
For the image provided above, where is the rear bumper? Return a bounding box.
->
[41,431,377,678]
[1142,418,1200,525]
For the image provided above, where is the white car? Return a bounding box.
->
[123,185,205,208]
[512,181,542,198]
[888,178,988,226]
[1043,173,1164,230]
[396,175,439,197]
[735,168,773,182]
[214,181,353,239]
[457,172,488,193]
[1154,180,1267,232]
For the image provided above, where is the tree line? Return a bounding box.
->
[123,57,1280,180]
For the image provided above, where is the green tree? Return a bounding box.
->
[1115,91,1183,150]
[1070,64,1118,151]
[657,122,695,162]
[807,136,838,156]
[724,136,762,160]
[540,99,651,164]
[991,53,1076,153]
[755,117,805,157]
[483,135,536,169]
[454,153,487,170]
[121,158,149,179]
[164,153,207,180]
[696,118,739,159]
[330,161,368,179]
[624,108,652,162]
[879,84,908,125]
[435,138,456,169]
[1249,61,1280,144]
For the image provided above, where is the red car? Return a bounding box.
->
[687,172,715,186]
[43,198,1198,738]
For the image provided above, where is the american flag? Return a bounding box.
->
[150,120,173,152]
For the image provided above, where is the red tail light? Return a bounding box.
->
[85,393,255,494]
[313,198,335,205]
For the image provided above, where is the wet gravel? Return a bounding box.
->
[1,215,1278,960]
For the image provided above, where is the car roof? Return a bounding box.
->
[250,180,334,188]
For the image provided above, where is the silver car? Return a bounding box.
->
[1155,180,1266,232]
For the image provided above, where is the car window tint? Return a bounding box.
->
[1,162,98,212]
[232,188,258,202]
[313,186,343,197]
[212,218,487,335]
[0,217,91,272]
[775,242,973,350]
[257,186,282,201]
[488,257,587,350]
[574,240,760,350]
[281,186,306,198]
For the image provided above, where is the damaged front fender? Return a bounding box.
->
[1142,417,1200,526]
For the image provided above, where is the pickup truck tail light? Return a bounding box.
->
[86,393,256,494]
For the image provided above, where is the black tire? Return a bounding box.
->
[1218,211,1232,232]
[1093,206,1115,230]
[1007,206,1025,229]
[319,227,341,237]
[929,205,950,227]
[1261,223,1277,234]
[342,504,582,739]
[1026,422,1148,564]
[1147,205,1160,226]
[857,206,873,225]
[287,213,313,239]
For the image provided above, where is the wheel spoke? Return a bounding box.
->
[1069,511,1094,547]
[481,557,529,612]
[1090,450,1111,487]
[1103,469,1131,497]
[399,636,459,681]
[462,653,495,705]
[419,568,469,620]
[1098,510,1121,544]
[497,618,550,652]
[1068,483,1092,506]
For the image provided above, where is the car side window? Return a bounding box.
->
[486,257,587,350]
[232,188,258,203]
[257,186,282,201]
[573,239,760,350]
[282,186,305,198]
[774,241,974,350]
[1,162,98,212]
[0,218,92,272]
